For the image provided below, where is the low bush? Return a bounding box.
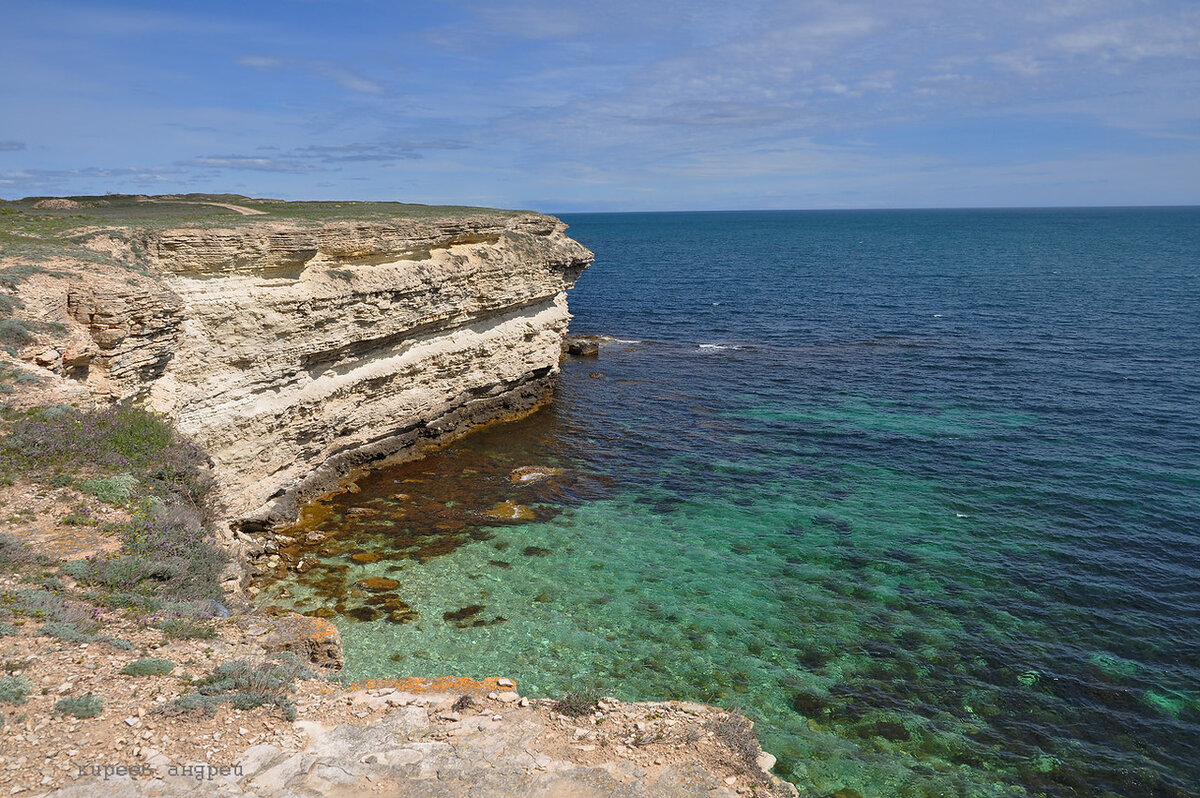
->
[120,658,175,676]
[552,688,601,717]
[158,617,216,640]
[0,675,31,705]
[5,588,64,619]
[56,693,103,719]
[99,636,133,650]
[158,654,318,721]
[40,621,93,643]
[707,712,762,774]
[0,622,15,636]
[0,405,211,505]
[0,533,51,573]
[0,318,34,349]
[79,473,138,505]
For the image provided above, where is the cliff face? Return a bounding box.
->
[10,203,591,528]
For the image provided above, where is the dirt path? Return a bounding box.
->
[142,198,268,216]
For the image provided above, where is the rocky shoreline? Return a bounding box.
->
[0,195,796,797]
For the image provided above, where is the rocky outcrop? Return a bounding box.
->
[10,205,592,531]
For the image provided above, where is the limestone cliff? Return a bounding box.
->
[2,196,592,530]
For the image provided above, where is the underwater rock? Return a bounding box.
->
[488,560,513,569]
[444,605,486,625]
[442,604,505,627]
[347,606,382,622]
[355,576,401,592]
[509,465,564,484]
[350,552,387,564]
[387,607,420,624]
[790,690,830,717]
[855,720,911,741]
[484,500,537,521]
[522,546,551,557]
[260,612,344,670]
[564,335,601,357]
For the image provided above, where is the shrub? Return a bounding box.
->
[0,622,15,636]
[59,560,90,580]
[61,506,101,526]
[0,404,206,482]
[552,688,601,717]
[158,618,216,640]
[99,636,134,650]
[40,621,93,643]
[158,654,317,721]
[56,693,103,719]
[72,548,223,605]
[120,658,175,676]
[0,534,51,573]
[0,318,33,348]
[707,712,762,774]
[0,675,31,705]
[5,588,63,619]
[80,473,138,505]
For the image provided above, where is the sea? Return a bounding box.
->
[259,208,1200,797]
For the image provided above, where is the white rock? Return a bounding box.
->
[496,678,515,688]
[55,216,591,522]
[757,752,777,772]
[495,691,520,703]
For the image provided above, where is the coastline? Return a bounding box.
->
[0,196,795,796]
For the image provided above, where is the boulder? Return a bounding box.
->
[260,612,344,670]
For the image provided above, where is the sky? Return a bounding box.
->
[0,0,1197,212]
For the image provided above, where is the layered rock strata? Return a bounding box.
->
[13,209,592,529]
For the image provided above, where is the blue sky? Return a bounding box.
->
[1,0,1197,211]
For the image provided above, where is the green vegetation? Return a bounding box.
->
[159,654,318,721]
[0,675,32,705]
[0,533,52,573]
[79,473,138,505]
[0,194,524,268]
[157,617,216,640]
[552,688,601,717]
[0,403,225,611]
[55,693,103,719]
[120,658,175,676]
[40,620,93,643]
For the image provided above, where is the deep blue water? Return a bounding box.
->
[269,208,1200,797]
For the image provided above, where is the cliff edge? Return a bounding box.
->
[0,194,591,532]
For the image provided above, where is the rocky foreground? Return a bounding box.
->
[0,592,794,797]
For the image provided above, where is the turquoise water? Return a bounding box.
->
[259,209,1200,797]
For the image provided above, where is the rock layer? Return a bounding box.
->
[13,208,592,529]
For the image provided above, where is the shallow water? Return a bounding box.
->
[259,208,1200,797]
